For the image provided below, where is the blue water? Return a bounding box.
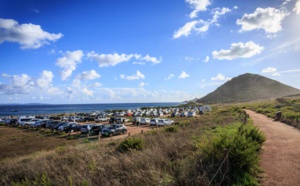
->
[0,103,180,117]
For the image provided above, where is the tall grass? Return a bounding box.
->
[0,105,265,185]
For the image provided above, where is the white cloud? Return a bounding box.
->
[211,73,231,81]
[173,21,198,39]
[77,70,101,80]
[212,41,264,60]
[234,6,238,9]
[0,73,35,95]
[178,71,190,79]
[262,67,277,73]
[120,70,145,80]
[87,52,161,67]
[87,52,134,67]
[173,7,231,39]
[37,70,54,88]
[72,78,81,87]
[56,50,84,80]
[262,68,300,76]
[139,54,161,64]
[236,7,289,33]
[294,0,300,14]
[165,74,174,80]
[82,87,93,96]
[132,62,146,65]
[139,82,149,87]
[211,7,231,24]
[185,0,211,18]
[0,18,63,49]
[92,82,102,87]
[203,56,210,62]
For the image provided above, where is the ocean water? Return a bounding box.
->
[0,103,180,117]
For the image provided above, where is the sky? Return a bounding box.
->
[0,0,300,104]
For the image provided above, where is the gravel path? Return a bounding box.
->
[245,110,300,186]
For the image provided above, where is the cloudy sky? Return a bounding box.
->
[0,0,300,104]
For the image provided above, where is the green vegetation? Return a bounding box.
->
[117,137,145,152]
[243,97,300,129]
[0,105,265,185]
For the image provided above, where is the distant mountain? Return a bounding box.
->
[197,73,300,104]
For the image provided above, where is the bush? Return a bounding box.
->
[198,123,266,185]
[164,126,178,133]
[117,137,145,152]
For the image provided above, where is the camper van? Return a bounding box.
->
[18,115,35,126]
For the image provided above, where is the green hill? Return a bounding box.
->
[197,73,300,104]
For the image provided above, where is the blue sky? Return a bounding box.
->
[0,0,300,104]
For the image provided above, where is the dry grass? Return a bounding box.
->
[0,106,247,185]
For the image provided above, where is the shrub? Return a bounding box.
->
[197,123,266,185]
[164,126,178,133]
[117,137,145,152]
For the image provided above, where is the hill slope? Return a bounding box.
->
[197,73,300,104]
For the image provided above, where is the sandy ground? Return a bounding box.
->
[245,110,300,186]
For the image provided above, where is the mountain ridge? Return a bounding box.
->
[197,73,300,104]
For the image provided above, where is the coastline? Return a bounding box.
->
[0,102,181,117]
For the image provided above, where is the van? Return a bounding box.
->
[18,115,35,126]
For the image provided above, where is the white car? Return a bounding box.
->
[95,117,109,123]
[150,118,159,126]
[157,119,166,127]
[140,118,150,125]
[164,119,174,125]
[80,124,94,134]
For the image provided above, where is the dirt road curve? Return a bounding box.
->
[245,110,300,186]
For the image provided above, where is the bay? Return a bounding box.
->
[0,102,180,117]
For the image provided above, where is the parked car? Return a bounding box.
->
[171,112,179,117]
[188,112,196,117]
[6,118,18,126]
[140,118,150,125]
[95,116,109,123]
[21,118,40,127]
[180,112,188,117]
[157,119,166,127]
[109,117,117,124]
[60,122,81,133]
[164,119,174,125]
[150,118,159,126]
[50,122,68,130]
[46,120,60,128]
[90,124,106,135]
[101,124,127,137]
[132,117,142,125]
[116,117,130,123]
[58,122,72,131]
[17,115,35,126]
[30,119,49,128]
[80,124,94,134]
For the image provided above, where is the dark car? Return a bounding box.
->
[90,124,105,135]
[46,120,60,128]
[63,123,82,133]
[101,124,127,137]
[50,122,67,130]
[109,117,117,124]
[8,118,18,126]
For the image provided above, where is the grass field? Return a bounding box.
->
[0,105,266,185]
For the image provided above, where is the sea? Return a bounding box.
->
[0,102,181,117]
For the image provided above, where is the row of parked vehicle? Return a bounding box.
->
[132,117,174,127]
[0,115,129,137]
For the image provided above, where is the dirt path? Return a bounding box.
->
[245,110,300,186]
